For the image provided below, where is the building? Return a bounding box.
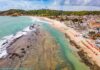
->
[88,20,100,29]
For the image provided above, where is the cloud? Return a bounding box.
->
[48,5,100,11]
[53,0,70,5]
[0,0,100,11]
[0,0,45,10]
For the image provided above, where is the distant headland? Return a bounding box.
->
[0,9,100,16]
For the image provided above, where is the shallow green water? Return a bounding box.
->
[0,16,89,70]
[0,16,33,38]
[41,22,89,70]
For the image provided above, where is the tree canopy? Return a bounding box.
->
[0,9,100,16]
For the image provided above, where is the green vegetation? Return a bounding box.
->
[0,9,100,16]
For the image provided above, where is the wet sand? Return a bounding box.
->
[38,17,100,69]
[0,25,69,70]
[0,16,99,70]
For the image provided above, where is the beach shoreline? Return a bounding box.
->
[0,24,37,58]
[35,16,100,69]
[0,16,99,69]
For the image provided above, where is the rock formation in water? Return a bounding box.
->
[0,25,69,70]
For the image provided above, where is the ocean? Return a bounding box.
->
[0,16,33,39]
[0,16,89,70]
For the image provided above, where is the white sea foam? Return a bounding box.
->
[0,25,37,58]
[3,34,14,40]
[23,26,31,32]
[0,39,8,58]
[0,39,7,46]
[30,16,49,25]
[0,49,7,58]
[14,31,24,39]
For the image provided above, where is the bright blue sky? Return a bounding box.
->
[0,0,100,11]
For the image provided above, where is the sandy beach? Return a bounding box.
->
[0,23,72,70]
[0,16,99,70]
[37,17,100,68]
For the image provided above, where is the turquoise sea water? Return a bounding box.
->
[0,16,33,39]
[41,22,89,70]
[0,16,89,70]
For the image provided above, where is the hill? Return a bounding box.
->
[0,9,100,16]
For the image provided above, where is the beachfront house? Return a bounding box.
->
[95,38,100,48]
[88,20,100,33]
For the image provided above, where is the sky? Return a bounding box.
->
[0,0,100,11]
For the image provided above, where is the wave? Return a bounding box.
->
[0,24,37,58]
